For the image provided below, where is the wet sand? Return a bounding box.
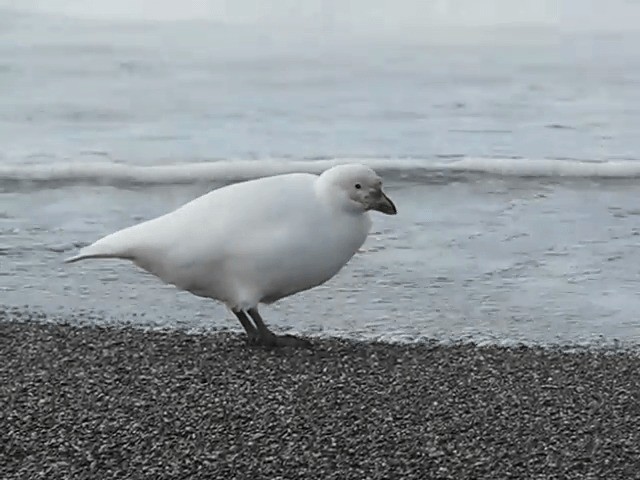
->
[2,320,639,479]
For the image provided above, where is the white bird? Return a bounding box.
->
[65,163,397,347]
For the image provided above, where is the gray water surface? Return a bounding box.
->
[1,10,640,346]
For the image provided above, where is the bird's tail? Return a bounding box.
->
[64,249,132,264]
[64,225,141,264]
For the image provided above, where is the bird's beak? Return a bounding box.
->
[371,190,397,215]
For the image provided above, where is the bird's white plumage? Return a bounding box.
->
[66,164,394,313]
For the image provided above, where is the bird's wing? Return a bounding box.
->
[65,173,318,265]
[160,173,319,263]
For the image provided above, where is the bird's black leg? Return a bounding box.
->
[247,307,311,348]
[232,309,259,345]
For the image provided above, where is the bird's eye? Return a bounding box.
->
[355,183,361,189]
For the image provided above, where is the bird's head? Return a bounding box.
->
[318,164,397,215]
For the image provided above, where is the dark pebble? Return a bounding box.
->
[1,320,639,479]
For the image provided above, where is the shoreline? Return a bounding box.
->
[2,321,639,479]
[2,304,636,353]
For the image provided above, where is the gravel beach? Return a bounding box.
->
[2,319,639,479]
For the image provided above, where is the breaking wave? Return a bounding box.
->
[1,157,640,188]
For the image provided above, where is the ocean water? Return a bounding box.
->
[2,9,640,346]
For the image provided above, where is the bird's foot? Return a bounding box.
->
[258,333,312,349]
[245,333,260,346]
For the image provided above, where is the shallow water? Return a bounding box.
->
[2,9,640,346]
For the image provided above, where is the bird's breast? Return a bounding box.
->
[249,213,370,302]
